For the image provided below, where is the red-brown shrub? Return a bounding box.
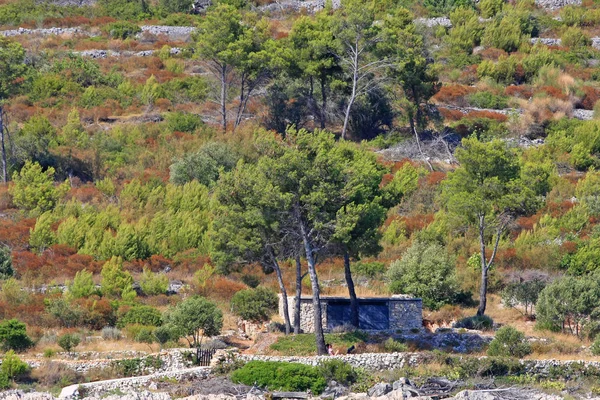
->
[432,84,476,106]
[505,85,533,99]
[579,86,600,110]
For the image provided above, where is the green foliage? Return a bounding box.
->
[466,91,508,109]
[447,6,482,53]
[231,361,327,394]
[317,359,358,386]
[501,279,545,317]
[0,372,9,389]
[536,275,600,338]
[165,296,223,349]
[0,319,33,352]
[98,0,151,20]
[382,163,421,207]
[68,270,96,299]
[454,315,494,331]
[118,306,162,328]
[1,350,29,380]
[10,161,69,215]
[104,22,142,40]
[560,5,585,27]
[269,332,368,356]
[423,0,474,15]
[230,287,278,323]
[100,256,135,300]
[153,325,175,348]
[62,108,87,147]
[479,0,504,18]
[561,26,591,49]
[351,261,386,278]
[383,337,409,352]
[481,12,526,53]
[591,335,600,355]
[0,38,27,100]
[567,237,600,275]
[57,333,80,353]
[159,0,191,13]
[0,245,14,280]
[112,356,163,377]
[477,56,518,84]
[487,326,532,358]
[164,112,203,133]
[139,267,168,296]
[29,212,56,252]
[170,142,240,186]
[387,241,460,310]
[141,75,161,108]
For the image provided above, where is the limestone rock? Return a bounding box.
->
[367,383,392,398]
[534,0,581,9]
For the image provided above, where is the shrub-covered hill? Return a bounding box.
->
[2,0,600,364]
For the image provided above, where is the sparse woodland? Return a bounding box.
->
[4,0,600,393]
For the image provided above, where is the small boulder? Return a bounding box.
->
[392,378,414,391]
[367,383,392,398]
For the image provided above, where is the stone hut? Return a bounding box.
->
[278,295,422,333]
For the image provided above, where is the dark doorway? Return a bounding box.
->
[327,300,389,330]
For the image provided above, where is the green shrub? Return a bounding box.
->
[104,21,142,40]
[383,337,408,353]
[58,333,81,353]
[351,261,386,278]
[487,326,531,358]
[0,371,9,389]
[0,245,14,280]
[561,26,591,49]
[387,241,460,310]
[139,267,168,296]
[317,359,358,386]
[240,274,261,288]
[165,111,203,133]
[231,361,326,394]
[560,5,585,27]
[1,350,29,380]
[117,306,162,328]
[591,336,600,356]
[454,315,494,331]
[479,0,504,18]
[0,319,34,352]
[43,348,56,358]
[68,269,96,299]
[98,0,151,20]
[466,91,508,109]
[230,287,278,323]
[481,14,524,53]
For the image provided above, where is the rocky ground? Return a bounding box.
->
[0,376,570,400]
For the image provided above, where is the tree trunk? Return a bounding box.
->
[476,216,503,316]
[477,214,488,316]
[294,255,302,334]
[341,39,359,140]
[319,77,327,130]
[220,64,228,132]
[272,252,291,335]
[0,105,6,183]
[343,250,359,328]
[299,219,327,355]
[409,114,433,172]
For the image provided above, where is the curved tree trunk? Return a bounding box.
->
[299,219,327,355]
[343,250,359,328]
[271,250,291,335]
